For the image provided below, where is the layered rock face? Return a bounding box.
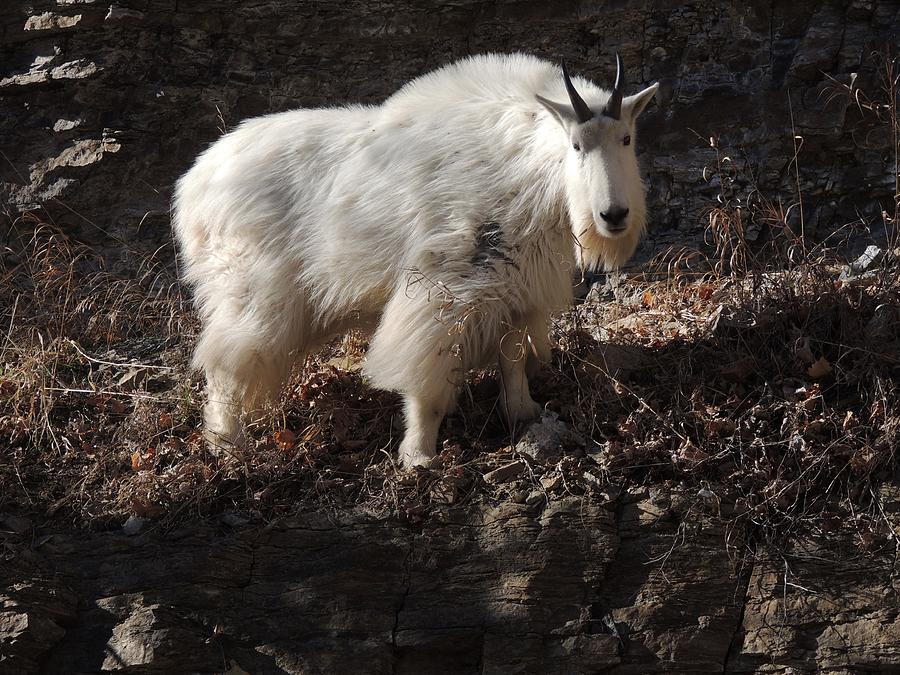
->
[5,487,900,673]
[2,1,898,268]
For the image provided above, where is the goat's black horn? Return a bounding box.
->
[561,61,593,124]
[604,52,624,120]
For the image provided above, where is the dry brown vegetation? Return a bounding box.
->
[1,61,898,560]
[1,209,897,552]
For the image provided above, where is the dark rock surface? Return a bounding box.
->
[2,1,899,269]
[3,4,900,672]
[4,486,900,673]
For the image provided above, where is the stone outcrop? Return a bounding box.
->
[4,485,900,673]
[2,2,899,268]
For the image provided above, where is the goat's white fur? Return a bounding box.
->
[173,53,657,469]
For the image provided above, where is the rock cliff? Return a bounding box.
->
[2,1,898,268]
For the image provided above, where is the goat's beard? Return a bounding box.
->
[572,216,644,272]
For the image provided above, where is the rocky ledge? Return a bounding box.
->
[4,481,899,674]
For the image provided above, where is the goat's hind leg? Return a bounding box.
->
[193,277,306,452]
[202,367,244,451]
[198,331,294,453]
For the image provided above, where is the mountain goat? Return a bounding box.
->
[173,52,658,469]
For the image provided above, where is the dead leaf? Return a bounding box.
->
[581,471,604,488]
[116,367,146,391]
[804,419,826,437]
[674,440,710,468]
[641,290,656,308]
[324,355,363,372]
[706,418,737,436]
[800,395,820,413]
[440,440,463,464]
[274,429,296,450]
[164,436,184,453]
[130,496,164,519]
[300,425,321,442]
[540,474,563,491]
[807,357,832,379]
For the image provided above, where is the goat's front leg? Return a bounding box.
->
[364,285,460,470]
[499,327,542,426]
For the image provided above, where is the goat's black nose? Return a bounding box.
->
[600,207,629,230]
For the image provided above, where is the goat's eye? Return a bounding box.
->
[573,142,581,152]
[623,135,631,146]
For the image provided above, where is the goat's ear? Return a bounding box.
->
[622,82,658,120]
[536,94,580,128]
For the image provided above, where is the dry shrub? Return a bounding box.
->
[1,57,898,545]
[551,54,900,551]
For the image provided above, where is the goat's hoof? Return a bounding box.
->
[203,428,244,456]
[397,446,438,471]
[505,398,543,426]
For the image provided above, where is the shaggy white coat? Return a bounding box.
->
[173,53,657,468]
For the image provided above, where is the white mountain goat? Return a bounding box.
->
[173,53,658,469]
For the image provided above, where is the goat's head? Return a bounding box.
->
[537,55,657,242]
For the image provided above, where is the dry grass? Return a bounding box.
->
[1,56,898,551]
[561,253,899,551]
[1,211,897,552]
